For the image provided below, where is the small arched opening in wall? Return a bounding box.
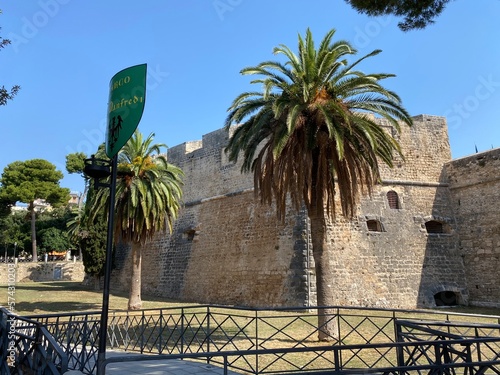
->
[434,291,458,307]
[387,190,400,209]
[425,220,451,234]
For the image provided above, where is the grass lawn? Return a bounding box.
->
[2,281,500,373]
[2,280,500,317]
[0,281,194,315]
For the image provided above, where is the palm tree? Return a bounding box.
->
[88,131,183,310]
[224,28,412,340]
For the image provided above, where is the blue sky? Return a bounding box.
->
[1,1,500,194]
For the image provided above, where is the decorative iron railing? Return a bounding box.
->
[0,308,68,374]
[395,319,500,374]
[98,338,500,375]
[19,305,500,374]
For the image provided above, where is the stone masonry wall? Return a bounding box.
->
[325,182,466,308]
[116,114,469,309]
[0,261,85,283]
[112,128,312,307]
[179,193,308,307]
[322,115,467,308]
[445,149,500,307]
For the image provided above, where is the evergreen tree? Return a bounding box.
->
[0,159,70,261]
[345,0,451,31]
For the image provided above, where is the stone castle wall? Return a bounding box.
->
[445,149,500,307]
[112,128,311,307]
[321,115,467,308]
[113,115,497,309]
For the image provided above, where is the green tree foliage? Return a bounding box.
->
[0,211,30,256]
[65,147,109,281]
[80,216,107,282]
[0,10,20,105]
[345,0,452,31]
[66,207,84,246]
[37,207,74,255]
[66,152,89,209]
[66,183,108,285]
[65,152,87,175]
[0,159,70,261]
[224,28,411,340]
[39,227,70,253]
[88,131,183,310]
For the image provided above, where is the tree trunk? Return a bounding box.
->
[79,183,89,210]
[309,205,338,341]
[30,202,37,262]
[128,242,142,310]
[93,275,100,291]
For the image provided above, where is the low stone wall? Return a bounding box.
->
[0,261,85,283]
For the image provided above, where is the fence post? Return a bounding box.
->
[140,310,145,354]
[123,311,130,349]
[434,342,442,373]
[181,307,185,354]
[255,309,259,374]
[336,307,341,341]
[33,323,42,371]
[66,319,72,354]
[158,309,163,354]
[206,306,211,360]
[394,320,405,374]
[333,346,340,373]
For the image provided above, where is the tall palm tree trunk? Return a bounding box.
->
[309,207,338,341]
[128,242,142,310]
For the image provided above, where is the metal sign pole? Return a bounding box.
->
[95,63,146,374]
[97,154,118,375]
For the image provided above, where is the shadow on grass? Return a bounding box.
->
[0,282,190,316]
[5,282,183,303]
[16,301,101,314]
[5,281,90,292]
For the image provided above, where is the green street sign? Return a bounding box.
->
[105,64,147,158]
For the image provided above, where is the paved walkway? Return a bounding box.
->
[93,351,242,375]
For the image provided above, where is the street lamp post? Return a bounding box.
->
[84,154,117,375]
[4,242,7,264]
[14,242,17,259]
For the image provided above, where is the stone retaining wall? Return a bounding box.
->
[0,261,85,283]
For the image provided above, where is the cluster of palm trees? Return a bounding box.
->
[84,29,411,337]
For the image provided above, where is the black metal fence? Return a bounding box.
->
[2,305,500,374]
[0,310,68,374]
[98,338,500,375]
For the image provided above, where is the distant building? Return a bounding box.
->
[33,198,52,212]
[68,192,82,206]
[10,192,82,213]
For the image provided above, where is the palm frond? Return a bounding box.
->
[87,130,183,244]
[225,28,412,220]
